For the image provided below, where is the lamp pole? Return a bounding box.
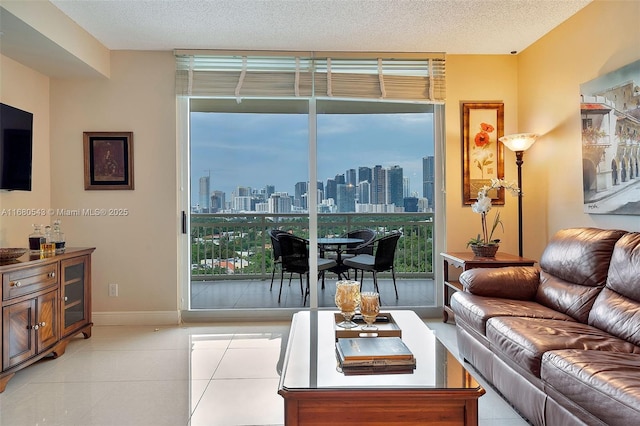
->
[499,133,538,259]
[514,151,524,257]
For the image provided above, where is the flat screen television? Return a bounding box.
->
[0,103,33,191]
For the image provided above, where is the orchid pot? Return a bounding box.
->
[467,178,520,257]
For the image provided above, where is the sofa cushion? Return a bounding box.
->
[539,227,626,287]
[589,232,640,346]
[536,227,626,319]
[542,349,640,426]
[606,232,640,300]
[590,288,640,347]
[459,266,539,300]
[486,317,640,377]
[451,292,574,336]
[536,271,603,323]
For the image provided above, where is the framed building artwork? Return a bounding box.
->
[83,131,134,190]
[462,102,505,205]
[580,59,640,215]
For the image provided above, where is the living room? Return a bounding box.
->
[0,1,639,424]
[1,0,636,326]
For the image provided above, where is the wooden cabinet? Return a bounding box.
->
[0,248,94,392]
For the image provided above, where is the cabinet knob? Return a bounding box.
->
[49,272,56,278]
[30,322,46,330]
[11,281,22,287]
[64,297,68,301]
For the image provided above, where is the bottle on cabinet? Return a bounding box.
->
[41,225,55,254]
[28,224,45,251]
[52,219,65,253]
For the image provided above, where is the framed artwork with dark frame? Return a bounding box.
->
[462,102,505,205]
[83,132,134,190]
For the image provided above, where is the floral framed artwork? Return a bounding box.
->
[83,132,134,190]
[462,102,505,205]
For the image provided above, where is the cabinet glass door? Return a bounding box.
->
[61,256,88,336]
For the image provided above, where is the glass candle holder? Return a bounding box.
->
[335,280,361,328]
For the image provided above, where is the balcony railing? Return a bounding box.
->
[191,212,433,280]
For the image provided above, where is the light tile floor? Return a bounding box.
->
[0,318,529,426]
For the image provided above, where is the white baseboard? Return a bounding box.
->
[92,311,181,326]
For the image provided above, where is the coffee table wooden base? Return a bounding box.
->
[280,388,480,425]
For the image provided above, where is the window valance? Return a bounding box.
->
[175,51,445,103]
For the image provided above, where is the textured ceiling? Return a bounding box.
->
[49,0,592,54]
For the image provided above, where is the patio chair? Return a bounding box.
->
[343,232,401,299]
[268,229,290,291]
[343,228,376,257]
[278,233,337,305]
[324,229,376,260]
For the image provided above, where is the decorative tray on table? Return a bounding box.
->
[334,312,402,339]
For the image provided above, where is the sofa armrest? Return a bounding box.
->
[459,266,540,300]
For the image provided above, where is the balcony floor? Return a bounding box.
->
[191,277,435,309]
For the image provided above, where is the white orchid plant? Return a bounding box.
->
[467,178,520,247]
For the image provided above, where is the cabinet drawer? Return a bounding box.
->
[2,263,58,300]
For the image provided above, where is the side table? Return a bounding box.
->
[441,251,536,323]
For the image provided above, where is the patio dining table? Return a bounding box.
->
[317,237,364,280]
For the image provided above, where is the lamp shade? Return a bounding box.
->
[499,133,538,152]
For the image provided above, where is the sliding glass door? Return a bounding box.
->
[185,98,436,313]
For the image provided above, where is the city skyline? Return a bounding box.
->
[190,111,435,209]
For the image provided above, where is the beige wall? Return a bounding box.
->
[0,55,51,246]
[443,55,520,256]
[444,0,640,262]
[49,51,178,320]
[516,0,640,258]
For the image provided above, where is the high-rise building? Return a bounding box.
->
[199,175,210,213]
[387,165,404,207]
[210,190,225,213]
[232,196,252,212]
[236,186,251,197]
[294,181,308,209]
[358,181,371,204]
[325,178,337,202]
[268,192,292,213]
[403,177,410,198]
[404,197,419,212]
[423,156,435,209]
[316,181,324,203]
[418,197,429,212]
[337,183,356,212]
[358,166,372,184]
[346,169,357,186]
[372,165,385,204]
[265,185,275,198]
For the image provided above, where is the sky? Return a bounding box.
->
[190,111,435,204]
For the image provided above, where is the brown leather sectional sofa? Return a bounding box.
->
[450,227,640,426]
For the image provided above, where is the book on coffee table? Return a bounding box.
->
[336,337,416,373]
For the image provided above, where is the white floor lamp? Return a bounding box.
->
[499,133,538,257]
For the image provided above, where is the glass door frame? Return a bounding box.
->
[178,97,446,320]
